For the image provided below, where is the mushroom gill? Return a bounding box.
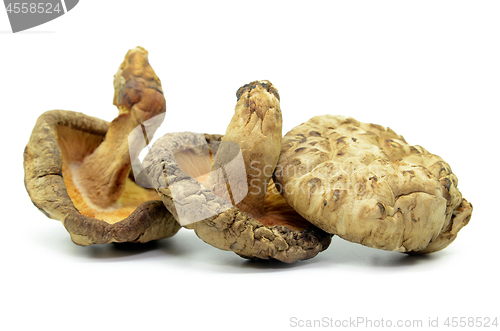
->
[174,146,310,232]
[58,125,159,223]
[260,181,311,231]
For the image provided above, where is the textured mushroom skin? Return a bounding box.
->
[274,115,472,253]
[24,110,181,245]
[192,206,331,263]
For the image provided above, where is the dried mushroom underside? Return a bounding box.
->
[274,115,472,253]
[24,110,180,245]
[23,47,181,245]
[144,81,331,263]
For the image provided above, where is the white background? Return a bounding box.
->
[1,1,499,330]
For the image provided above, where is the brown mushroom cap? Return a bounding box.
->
[24,110,180,245]
[274,115,472,253]
[144,81,331,263]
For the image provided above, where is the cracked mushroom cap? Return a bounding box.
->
[144,81,331,263]
[274,115,472,253]
[23,47,181,245]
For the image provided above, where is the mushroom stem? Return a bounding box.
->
[73,114,136,209]
[211,80,282,219]
[71,47,165,210]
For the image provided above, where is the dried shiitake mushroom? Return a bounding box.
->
[274,115,472,253]
[144,81,332,263]
[24,47,180,245]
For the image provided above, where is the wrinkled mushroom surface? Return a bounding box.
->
[144,81,331,263]
[23,47,180,245]
[274,115,472,253]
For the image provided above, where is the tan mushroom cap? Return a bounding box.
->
[23,47,181,245]
[24,110,180,245]
[144,81,331,263]
[274,115,472,253]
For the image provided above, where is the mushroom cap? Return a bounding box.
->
[24,110,181,246]
[274,115,472,253]
[143,131,332,263]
